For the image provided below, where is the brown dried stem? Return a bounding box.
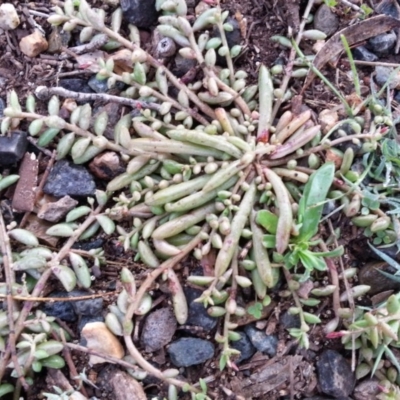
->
[122,227,209,395]
[0,212,29,391]
[0,204,105,382]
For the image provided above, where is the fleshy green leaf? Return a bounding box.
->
[297,162,335,241]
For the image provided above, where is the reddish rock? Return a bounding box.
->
[19,30,48,57]
[89,151,123,180]
[37,195,78,222]
[12,152,38,213]
[25,214,59,247]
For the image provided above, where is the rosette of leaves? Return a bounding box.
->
[1,0,386,372]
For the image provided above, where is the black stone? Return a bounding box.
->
[376,0,400,19]
[375,66,395,87]
[120,0,158,29]
[140,307,177,352]
[42,291,77,322]
[316,350,355,398]
[168,338,214,367]
[243,325,278,357]
[280,311,301,330]
[72,238,105,251]
[88,75,125,94]
[59,78,93,93]
[173,54,197,78]
[231,331,256,363]
[0,131,28,166]
[69,289,103,316]
[78,314,104,333]
[185,287,218,331]
[313,4,339,37]
[352,46,378,62]
[367,32,396,56]
[43,160,96,198]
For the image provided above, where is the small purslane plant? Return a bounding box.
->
[1,0,400,398]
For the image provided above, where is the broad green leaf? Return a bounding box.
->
[247,302,263,319]
[262,234,276,249]
[256,210,278,234]
[298,162,335,241]
[299,250,327,272]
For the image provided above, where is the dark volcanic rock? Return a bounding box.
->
[243,325,278,357]
[316,350,355,398]
[231,331,256,363]
[141,307,177,352]
[120,0,158,28]
[168,338,214,367]
[43,291,77,322]
[59,78,93,93]
[43,160,96,198]
[313,4,339,36]
[367,32,396,56]
[280,311,301,330]
[185,287,218,331]
[70,289,103,316]
[88,75,125,93]
[352,46,378,62]
[0,131,27,165]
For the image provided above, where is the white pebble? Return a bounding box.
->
[0,3,20,30]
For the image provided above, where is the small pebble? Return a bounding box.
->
[231,331,256,363]
[89,152,123,180]
[140,307,177,352]
[156,37,176,58]
[0,3,20,30]
[120,0,158,28]
[185,287,218,332]
[353,378,380,400]
[367,32,396,56]
[19,30,48,58]
[173,54,197,77]
[0,131,28,166]
[352,46,378,62]
[70,289,103,316]
[81,321,124,364]
[168,338,214,367]
[97,366,147,400]
[59,78,93,94]
[88,75,124,93]
[43,160,96,198]
[243,325,278,357]
[37,195,79,222]
[280,311,301,330]
[316,349,355,398]
[43,291,77,322]
[313,4,339,37]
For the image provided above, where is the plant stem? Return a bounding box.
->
[0,212,28,391]
[271,0,315,121]
[122,228,209,395]
[0,205,105,382]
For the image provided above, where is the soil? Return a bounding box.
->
[1,0,399,399]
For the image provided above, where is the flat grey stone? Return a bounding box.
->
[168,338,214,367]
[43,160,96,198]
[316,350,355,398]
